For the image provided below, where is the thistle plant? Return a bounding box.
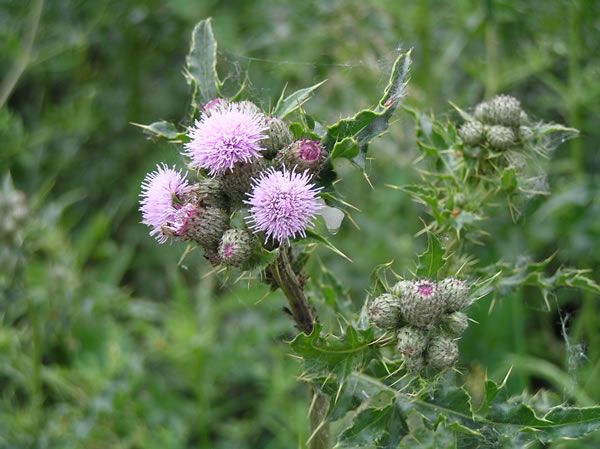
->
[135,18,600,449]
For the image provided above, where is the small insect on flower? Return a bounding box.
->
[183,100,267,176]
[245,168,323,245]
[139,163,192,243]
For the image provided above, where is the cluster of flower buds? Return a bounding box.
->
[458,94,532,151]
[367,278,471,375]
[139,99,327,266]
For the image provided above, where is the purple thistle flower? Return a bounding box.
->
[184,101,267,176]
[139,163,191,243]
[245,168,322,245]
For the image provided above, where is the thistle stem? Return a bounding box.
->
[270,248,329,449]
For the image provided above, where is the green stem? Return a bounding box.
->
[270,249,329,449]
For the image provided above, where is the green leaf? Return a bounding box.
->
[330,137,360,160]
[185,18,222,110]
[537,406,600,442]
[321,49,411,169]
[290,323,379,382]
[416,233,444,278]
[501,168,518,192]
[131,121,184,140]
[300,229,352,262]
[239,244,278,272]
[273,80,327,119]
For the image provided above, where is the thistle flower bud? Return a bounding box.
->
[218,228,253,267]
[487,95,522,127]
[187,178,228,210]
[438,278,471,312]
[275,139,326,176]
[391,280,411,297]
[474,102,491,123]
[398,280,445,329]
[262,117,294,159]
[163,203,230,250]
[426,335,459,371]
[458,120,485,145]
[486,125,515,150]
[441,311,469,337]
[0,187,27,234]
[368,293,403,330]
[397,326,429,357]
[220,158,267,208]
[402,354,426,375]
[519,110,529,125]
[518,125,534,141]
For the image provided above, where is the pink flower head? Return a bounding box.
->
[184,100,267,176]
[139,163,192,243]
[245,168,322,245]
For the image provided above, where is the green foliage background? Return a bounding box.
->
[1,0,599,447]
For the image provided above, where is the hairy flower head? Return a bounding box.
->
[184,100,267,176]
[245,168,322,244]
[139,163,191,243]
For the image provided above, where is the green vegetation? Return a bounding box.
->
[2,1,600,447]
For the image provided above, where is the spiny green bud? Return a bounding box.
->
[426,335,459,371]
[187,178,228,210]
[397,325,429,357]
[458,120,485,145]
[441,311,469,337]
[398,280,445,329]
[402,354,426,375]
[275,139,326,176]
[474,102,491,123]
[262,117,294,159]
[487,94,522,127]
[218,228,253,267]
[368,293,402,330]
[391,280,411,297]
[219,158,267,208]
[167,203,230,251]
[518,125,534,141]
[438,278,471,312]
[486,125,515,150]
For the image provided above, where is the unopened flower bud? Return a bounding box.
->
[163,203,229,250]
[486,125,515,150]
[187,178,228,210]
[458,120,485,145]
[398,280,445,329]
[262,117,294,159]
[220,158,267,208]
[397,326,429,357]
[474,102,491,123]
[518,125,534,141]
[519,110,529,125]
[403,354,426,375]
[438,278,471,312]
[391,280,411,297]
[218,228,253,267]
[487,95,522,127]
[275,139,326,176]
[426,335,459,370]
[368,293,403,330]
[441,311,469,337]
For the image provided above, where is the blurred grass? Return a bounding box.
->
[1,0,600,447]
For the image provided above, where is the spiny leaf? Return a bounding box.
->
[321,49,411,169]
[300,229,352,262]
[131,121,185,140]
[416,232,444,278]
[185,18,222,110]
[273,80,327,118]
